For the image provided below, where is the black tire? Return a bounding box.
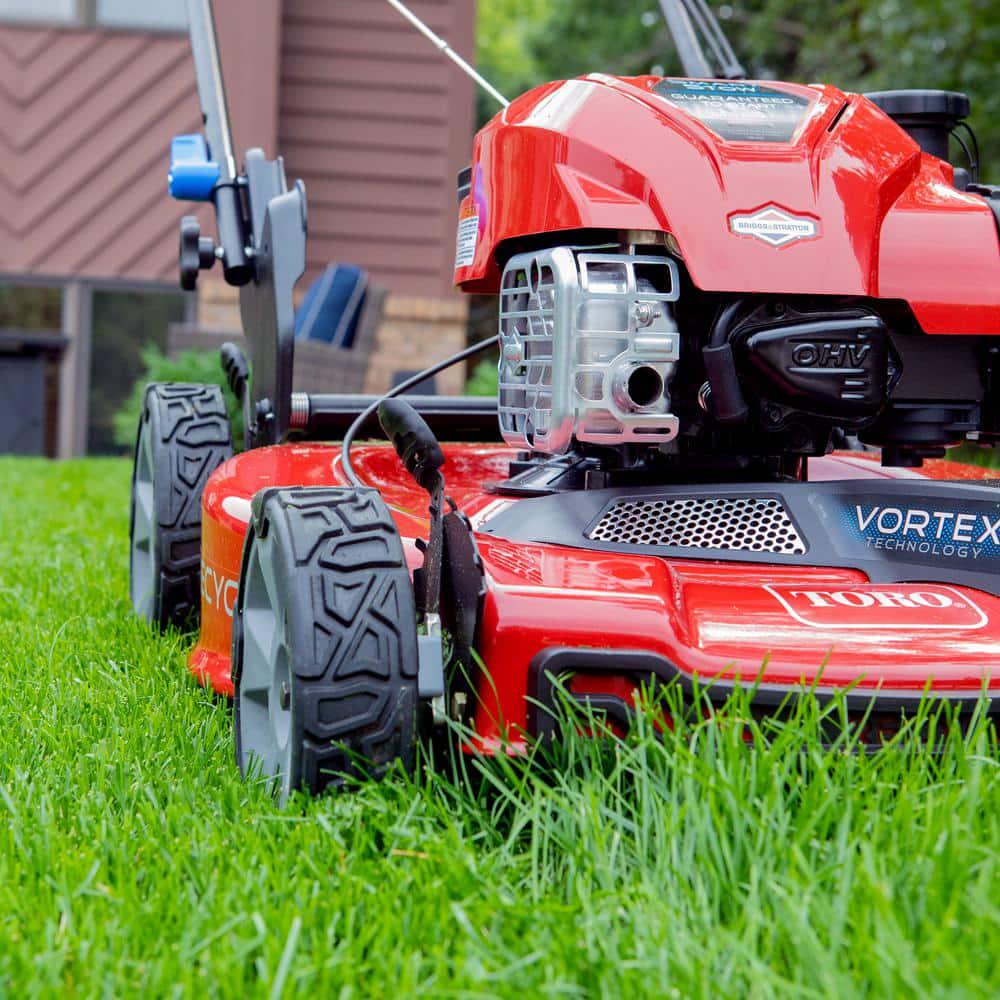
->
[232,487,419,801]
[129,383,233,631]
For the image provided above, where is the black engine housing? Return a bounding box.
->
[735,304,892,423]
[695,296,990,468]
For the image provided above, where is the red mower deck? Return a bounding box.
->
[193,445,1000,752]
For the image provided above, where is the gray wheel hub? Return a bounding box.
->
[129,416,156,622]
[237,532,295,801]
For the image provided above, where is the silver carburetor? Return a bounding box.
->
[497,246,681,454]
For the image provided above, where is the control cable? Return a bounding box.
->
[341,336,498,488]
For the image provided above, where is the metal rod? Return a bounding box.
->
[185,0,236,181]
[658,0,747,80]
[384,0,510,108]
[295,394,500,442]
[185,0,252,285]
[690,0,747,79]
[685,0,730,71]
[658,0,714,78]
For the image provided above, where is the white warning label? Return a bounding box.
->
[653,79,811,144]
[454,213,479,269]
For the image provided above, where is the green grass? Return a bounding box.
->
[0,457,997,999]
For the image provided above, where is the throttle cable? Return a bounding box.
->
[340,335,498,488]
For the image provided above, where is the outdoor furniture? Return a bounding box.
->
[294,264,368,347]
[167,286,386,395]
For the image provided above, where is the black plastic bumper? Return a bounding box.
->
[527,646,997,742]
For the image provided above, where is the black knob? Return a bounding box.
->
[178,215,217,291]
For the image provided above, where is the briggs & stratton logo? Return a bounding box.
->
[764,583,988,630]
[729,205,819,247]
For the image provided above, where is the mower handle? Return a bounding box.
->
[184,0,252,286]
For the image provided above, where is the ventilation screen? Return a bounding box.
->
[587,496,807,554]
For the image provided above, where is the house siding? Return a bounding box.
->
[0,25,203,282]
[0,0,472,295]
[277,0,475,298]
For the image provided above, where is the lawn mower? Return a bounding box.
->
[131,0,1000,800]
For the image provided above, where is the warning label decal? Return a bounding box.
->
[455,210,479,270]
[653,79,811,143]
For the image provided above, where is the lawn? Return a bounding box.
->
[0,457,997,998]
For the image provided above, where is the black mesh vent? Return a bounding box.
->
[587,497,807,554]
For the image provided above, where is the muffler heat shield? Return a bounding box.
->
[498,247,681,454]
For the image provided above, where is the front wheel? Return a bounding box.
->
[232,487,420,802]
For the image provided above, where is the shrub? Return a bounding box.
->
[948,441,1000,469]
[465,357,499,397]
[112,344,243,452]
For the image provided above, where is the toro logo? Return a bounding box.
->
[764,583,988,631]
[729,205,819,248]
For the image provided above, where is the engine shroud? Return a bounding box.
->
[456,75,1000,338]
[735,305,892,423]
[498,247,681,454]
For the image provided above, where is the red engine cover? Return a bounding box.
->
[455,76,1000,336]
[193,445,999,752]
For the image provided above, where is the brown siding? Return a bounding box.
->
[0,0,474,297]
[0,1,281,284]
[278,0,476,298]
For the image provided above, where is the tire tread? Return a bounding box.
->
[240,487,418,796]
[134,382,233,630]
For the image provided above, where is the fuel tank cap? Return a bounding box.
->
[864,89,970,160]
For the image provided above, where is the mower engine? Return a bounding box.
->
[461,77,1000,478]
[499,248,681,452]
[497,244,908,470]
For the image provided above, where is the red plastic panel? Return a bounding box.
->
[455,75,1000,335]
[192,443,999,754]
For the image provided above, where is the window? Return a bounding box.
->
[0,0,187,30]
[87,289,186,455]
[0,0,75,22]
[96,0,186,30]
